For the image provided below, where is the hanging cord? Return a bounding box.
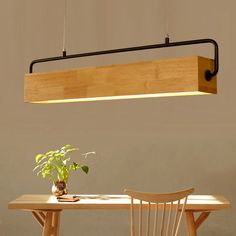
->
[62,0,67,57]
[29,0,218,81]
[164,0,170,43]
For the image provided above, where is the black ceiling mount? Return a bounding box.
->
[29,37,219,81]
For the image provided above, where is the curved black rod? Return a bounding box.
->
[29,37,219,81]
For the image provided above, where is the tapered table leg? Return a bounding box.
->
[52,211,61,236]
[186,211,210,236]
[42,211,61,236]
[31,210,61,236]
[186,211,197,236]
[42,212,53,236]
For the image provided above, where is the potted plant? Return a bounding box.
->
[33,144,95,196]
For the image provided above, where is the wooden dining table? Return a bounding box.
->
[8,194,230,236]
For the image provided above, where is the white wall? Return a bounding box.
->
[0,0,235,235]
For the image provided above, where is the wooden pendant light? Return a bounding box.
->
[24,0,219,104]
[24,37,218,103]
[24,55,216,103]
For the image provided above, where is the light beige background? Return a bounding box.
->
[0,0,235,235]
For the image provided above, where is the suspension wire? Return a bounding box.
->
[62,0,67,56]
[164,0,170,40]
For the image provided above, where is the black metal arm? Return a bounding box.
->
[29,37,219,81]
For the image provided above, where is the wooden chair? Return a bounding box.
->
[124,188,194,236]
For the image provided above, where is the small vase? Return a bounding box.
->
[52,181,68,196]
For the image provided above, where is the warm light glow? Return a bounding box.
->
[31,91,211,104]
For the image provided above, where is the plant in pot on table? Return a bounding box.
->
[33,144,95,197]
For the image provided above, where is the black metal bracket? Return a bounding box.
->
[29,37,219,81]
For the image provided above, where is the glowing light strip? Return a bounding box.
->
[31,91,211,104]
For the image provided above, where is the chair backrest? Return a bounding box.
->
[124,188,194,236]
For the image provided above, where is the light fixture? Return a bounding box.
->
[24,0,218,103]
[24,37,218,103]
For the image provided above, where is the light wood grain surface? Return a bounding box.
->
[24,56,217,103]
[8,194,230,211]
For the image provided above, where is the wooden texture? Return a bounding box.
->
[8,194,230,211]
[153,204,159,236]
[186,211,211,236]
[24,56,217,103]
[124,188,194,236]
[42,212,53,236]
[195,212,210,229]
[32,211,44,227]
[52,211,61,236]
[8,194,230,236]
[32,210,61,236]
[186,212,197,236]
[172,201,180,236]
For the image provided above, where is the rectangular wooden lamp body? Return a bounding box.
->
[24,56,217,103]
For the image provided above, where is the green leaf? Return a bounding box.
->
[62,144,72,150]
[55,153,64,157]
[48,157,55,162]
[71,162,79,171]
[35,154,44,163]
[46,151,54,156]
[33,144,92,182]
[38,156,47,164]
[49,174,55,182]
[63,158,71,165]
[67,148,78,153]
[81,165,89,174]
[33,165,40,171]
